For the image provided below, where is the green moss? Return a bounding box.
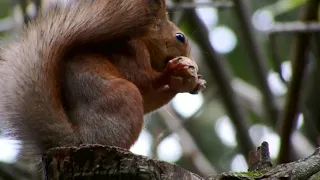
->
[232,171,264,178]
[309,172,320,180]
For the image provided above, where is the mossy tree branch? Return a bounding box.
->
[43,143,320,180]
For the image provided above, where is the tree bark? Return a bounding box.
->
[43,143,320,180]
[43,145,202,180]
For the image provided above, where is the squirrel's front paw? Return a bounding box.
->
[164,57,206,94]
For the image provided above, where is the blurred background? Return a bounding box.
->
[0,0,320,179]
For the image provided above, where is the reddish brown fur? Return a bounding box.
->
[0,0,205,163]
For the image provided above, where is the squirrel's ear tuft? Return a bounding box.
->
[161,0,166,6]
[158,0,168,19]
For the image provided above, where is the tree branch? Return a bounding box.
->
[278,0,320,164]
[232,0,280,126]
[183,9,255,158]
[157,108,218,176]
[269,34,288,84]
[43,143,320,180]
[269,22,320,34]
[43,145,203,180]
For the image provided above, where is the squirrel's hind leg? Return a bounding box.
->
[63,57,144,149]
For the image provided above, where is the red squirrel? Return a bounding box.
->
[0,0,206,158]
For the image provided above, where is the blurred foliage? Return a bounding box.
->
[0,0,320,179]
[0,1,10,16]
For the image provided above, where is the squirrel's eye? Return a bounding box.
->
[175,33,186,44]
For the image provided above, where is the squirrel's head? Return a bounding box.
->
[140,0,191,72]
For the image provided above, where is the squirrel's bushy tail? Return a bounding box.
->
[0,0,159,153]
